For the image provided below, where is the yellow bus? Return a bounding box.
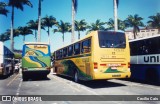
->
[53,31,131,82]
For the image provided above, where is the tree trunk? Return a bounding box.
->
[133,29,137,39]
[71,0,75,43]
[23,35,25,43]
[114,0,118,31]
[35,30,37,42]
[37,0,41,42]
[78,31,80,40]
[48,27,50,44]
[62,33,64,46]
[10,6,14,51]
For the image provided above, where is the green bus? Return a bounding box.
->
[22,42,51,80]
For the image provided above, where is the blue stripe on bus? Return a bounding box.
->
[29,56,47,67]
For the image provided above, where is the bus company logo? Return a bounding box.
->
[2,96,11,101]
[144,55,160,63]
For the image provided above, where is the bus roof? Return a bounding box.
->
[129,34,160,42]
[24,42,49,45]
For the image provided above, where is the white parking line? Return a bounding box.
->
[49,74,81,92]
[109,79,160,90]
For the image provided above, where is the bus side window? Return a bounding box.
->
[68,45,73,56]
[56,51,59,59]
[82,39,91,53]
[74,42,80,55]
[63,48,68,57]
[59,49,63,59]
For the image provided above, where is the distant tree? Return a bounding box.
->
[14,53,22,59]
[42,15,58,43]
[0,28,20,42]
[124,14,144,39]
[27,20,38,41]
[147,13,160,33]
[107,18,126,31]
[18,26,33,42]
[87,19,105,34]
[0,33,10,42]
[75,19,88,39]
[5,28,20,39]
[0,2,9,16]
[8,0,33,51]
[53,20,71,44]
[27,19,45,41]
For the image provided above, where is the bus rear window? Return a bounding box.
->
[98,31,126,48]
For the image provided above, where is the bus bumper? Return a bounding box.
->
[93,72,131,80]
[22,69,50,76]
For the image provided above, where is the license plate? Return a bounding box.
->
[112,74,121,77]
[111,67,117,69]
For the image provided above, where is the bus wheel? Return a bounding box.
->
[74,71,79,83]
[22,75,28,81]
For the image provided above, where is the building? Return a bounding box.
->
[125,28,159,40]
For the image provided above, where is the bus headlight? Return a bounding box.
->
[22,68,27,71]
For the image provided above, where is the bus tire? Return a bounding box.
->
[74,71,79,83]
[22,74,27,81]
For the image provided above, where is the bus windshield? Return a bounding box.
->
[23,44,50,57]
[98,31,126,48]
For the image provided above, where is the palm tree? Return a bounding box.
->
[147,13,160,33]
[8,0,33,51]
[6,28,20,38]
[27,20,38,41]
[71,0,78,43]
[113,0,119,31]
[0,28,20,42]
[0,2,9,16]
[107,18,126,31]
[53,20,71,44]
[124,14,144,39]
[27,19,45,41]
[42,15,58,43]
[75,19,88,39]
[0,33,10,42]
[18,26,33,42]
[87,19,105,34]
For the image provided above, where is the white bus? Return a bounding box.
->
[0,42,15,77]
[129,34,160,83]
